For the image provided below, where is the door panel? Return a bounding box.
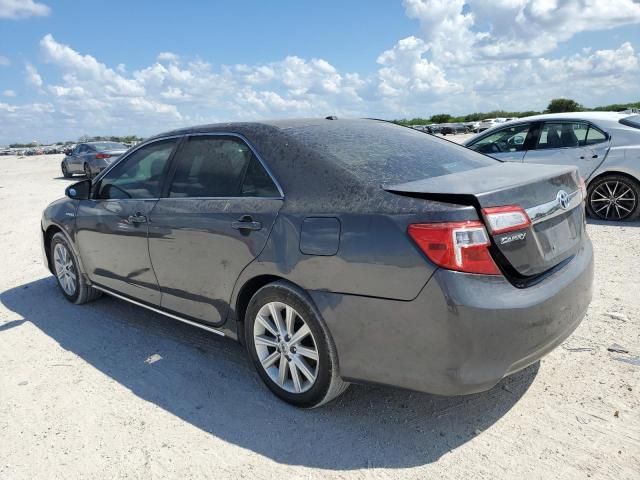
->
[523,121,610,178]
[148,198,282,325]
[75,199,161,303]
[73,138,179,304]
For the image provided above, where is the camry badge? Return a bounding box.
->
[557,190,570,210]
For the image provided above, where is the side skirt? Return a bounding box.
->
[91,285,226,337]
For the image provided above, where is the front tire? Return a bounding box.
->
[245,281,349,408]
[51,233,102,304]
[61,162,72,178]
[587,174,640,221]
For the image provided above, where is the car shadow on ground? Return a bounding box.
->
[1,277,539,470]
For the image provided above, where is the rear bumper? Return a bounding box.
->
[311,237,594,395]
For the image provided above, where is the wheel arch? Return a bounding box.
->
[43,224,64,274]
[43,223,89,280]
[233,274,298,345]
[587,169,640,188]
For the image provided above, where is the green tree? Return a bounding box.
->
[430,113,451,124]
[546,98,582,113]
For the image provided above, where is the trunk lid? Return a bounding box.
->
[384,163,585,277]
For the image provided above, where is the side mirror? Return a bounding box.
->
[65,179,91,200]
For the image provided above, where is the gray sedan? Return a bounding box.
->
[465,112,640,221]
[61,142,128,179]
[41,118,593,407]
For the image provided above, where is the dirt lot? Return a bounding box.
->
[0,153,638,480]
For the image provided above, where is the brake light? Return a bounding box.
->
[482,205,531,235]
[408,222,500,275]
[95,153,111,159]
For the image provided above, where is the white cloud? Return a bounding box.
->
[0,55,9,66]
[403,0,640,60]
[25,63,42,88]
[2,4,640,144]
[0,0,50,19]
[2,89,16,97]
[157,52,179,63]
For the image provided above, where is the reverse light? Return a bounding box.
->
[482,205,531,235]
[408,221,500,275]
[95,153,111,159]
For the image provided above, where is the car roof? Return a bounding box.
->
[517,111,632,122]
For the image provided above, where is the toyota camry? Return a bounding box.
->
[41,118,594,407]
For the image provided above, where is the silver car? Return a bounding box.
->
[61,142,128,179]
[465,112,640,221]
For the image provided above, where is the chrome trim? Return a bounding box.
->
[526,189,582,224]
[92,285,225,337]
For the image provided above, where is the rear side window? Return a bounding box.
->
[584,126,607,145]
[536,122,588,149]
[169,136,278,198]
[241,156,280,197]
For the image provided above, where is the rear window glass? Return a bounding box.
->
[283,121,496,184]
[620,115,640,129]
[93,142,126,151]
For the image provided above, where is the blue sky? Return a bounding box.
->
[1,0,640,143]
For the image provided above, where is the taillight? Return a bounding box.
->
[95,153,111,159]
[408,222,500,275]
[481,205,531,234]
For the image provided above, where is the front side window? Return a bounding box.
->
[536,122,588,150]
[96,139,177,199]
[168,136,278,198]
[468,123,531,154]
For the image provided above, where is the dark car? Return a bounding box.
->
[41,118,593,408]
[440,123,470,135]
[61,142,128,179]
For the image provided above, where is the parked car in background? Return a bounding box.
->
[478,118,503,131]
[61,142,128,178]
[440,123,469,135]
[465,112,640,220]
[42,118,593,407]
[465,121,481,133]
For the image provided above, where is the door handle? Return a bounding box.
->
[127,212,147,224]
[592,154,598,159]
[232,215,262,231]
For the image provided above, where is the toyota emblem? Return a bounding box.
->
[557,190,570,210]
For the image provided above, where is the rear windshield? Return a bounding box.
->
[283,121,496,184]
[92,142,126,151]
[620,115,640,129]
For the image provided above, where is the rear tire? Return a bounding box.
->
[245,281,349,408]
[586,174,640,221]
[51,233,102,304]
[84,163,93,179]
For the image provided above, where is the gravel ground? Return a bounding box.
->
[0,153,638,480]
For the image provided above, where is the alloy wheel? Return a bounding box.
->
[54,243,77,296]
[589,180,637,220]
[253,301,320,394]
